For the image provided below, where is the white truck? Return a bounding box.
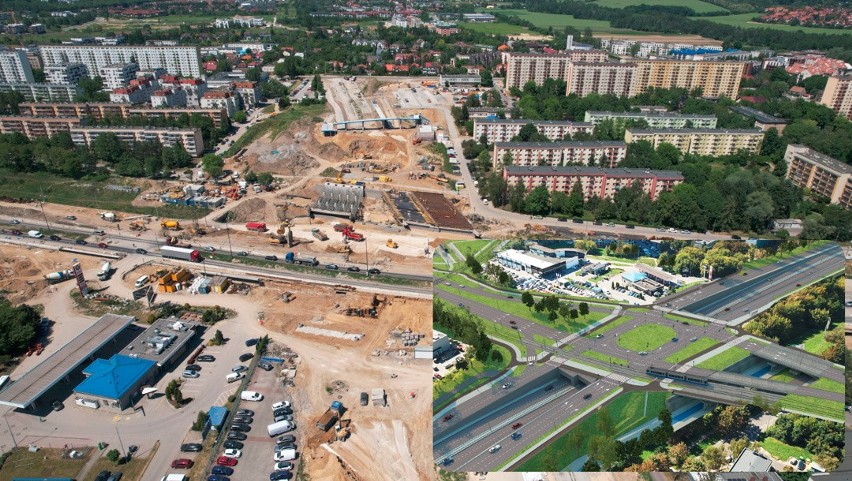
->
[267,420,295,437]
[97,262,112,281]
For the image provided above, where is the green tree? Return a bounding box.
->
[191,411,209,431]
[201,153,224,178]
[257,172,274,186]
[465,254,482,274]
[106,449,120,464]
[524,186,550,215]
[91,132,124,163]
[490,349,503,364]
[278,96,291,110]
[212,329,224,345]
[233,110,248,123]
[578,302,589,317]
[0,299,40,356]
[702,445,725,470]
[521,291,534,309]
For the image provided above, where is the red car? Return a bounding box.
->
[216,456,237,466]
[171,458,194,469]
[98,242,108,248]
[511,423,523,430]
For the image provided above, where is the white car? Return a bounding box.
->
[489,444,501,453]
[223,448,242,458]
[272,401,291,411]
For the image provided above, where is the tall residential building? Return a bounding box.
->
[493,141,627,170]
[201,90,239,117]
[624,128,764,156]
[632,59,745,98]
[503,166,683,201]
[40,45,202,78]
[100,62,139,89]
[473,119,593,144]
[565,62,636,97]
[17,102,228,129]
[0,116,83,138]
[0,48,35,83]
[70,127,205,157]
[503,51,608,89]
[44,63,89,85]
[0,83,81,102]
[584,111,718,129]
[819,74,852,120]
[784,144,852,209]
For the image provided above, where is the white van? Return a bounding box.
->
[241,391,263,402]
[134,275,149,288]
[226,372,244,383]
[267,420,294,437]
[27,230,43,239]
[274,448,297,462]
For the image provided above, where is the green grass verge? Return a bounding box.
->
[779,394,844,420]
[0,170,209,220]
[695,346,750,370]
[582,349,630,367]
[770,369,796,382]
[515,391,669,471]
[512,364,527,377]
[809,378,845,395]
[595,0,727,13]
[224,103,325,157]
[664,338,719,364]
[491,9,644,34]
[760,437,814,462]
[663,313,708,326]
[533,334,557,346]
[802,330,833,356]
[459,21,535,35]
[589,315,634,335]
[697,14,852,35]
[740,241,829,270]
[617,324,677,351]
[0,447,90,481]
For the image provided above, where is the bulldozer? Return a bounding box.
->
[128,220,147,231]
[386,238,398,249]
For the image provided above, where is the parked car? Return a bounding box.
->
[75,239,87,245]
[239,353,254,362]
[9,219,20,224]
[94,471,110,481]
[325,264,338,270]
[211,466,233,476]
[237,251,249,256]
[182,370,200,379]
[270,471,292,481]
[367,268,381,275]
[276,442,296,451]
[203,246,216,252]
[233,416,253,424]
[208,475,230,481]
[65,216,76,220]
[171,459,194,469]
[135,248,147,254]
[245,338,259,347]
[106,472,122,481]
[360,392,369,406]
[230,423,251,432]
[231,365,248,373]
[223,448,242,458]
[274,414,293,423]
[97,242,108,248]
[226,431,247,441]
[272,401,291,410]
[215,456,237,466]
[49,235,61,241]
[347,266,360,272]
[196,355,216,362]
[264,255,278,261]
[258,362,274,371]
[274,461,294,471]
[236,408,254,416]
[185,364,202,371]
[276,435,296,444]
[181,443,203,452]
[223,440,243,450]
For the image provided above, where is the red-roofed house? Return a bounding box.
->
[201,90,239,117]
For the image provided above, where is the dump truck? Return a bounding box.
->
[160,246,202,262]
[100,212,117,222]
[342,227,364,242]
[332,223,350,233]
[161,220,180,230]
[44,270,73,283]
[378,176,392,183]
[316,401,343,431]
[386,239,398,249]
[246,222,267,232]
[285,252,319,267]
[311,228,328,241]
[97,262,112,281]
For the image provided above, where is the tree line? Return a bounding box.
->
[433,299,493,362]
[0,298,41,362]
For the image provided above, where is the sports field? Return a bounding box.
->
[459,21,536,36]
[595,0,727,14]
[696,13,852,35]
[491,9,644,34]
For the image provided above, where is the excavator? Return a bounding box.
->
[386,239,398,249]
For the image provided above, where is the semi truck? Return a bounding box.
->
[316,401,343,431]
[97,262,112,281]
[160,246,202,262]
[284,252,318,266]
[246,222,267,232]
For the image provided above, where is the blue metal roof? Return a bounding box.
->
[75,354,155,399]
[208,406,228,428]
[623,271,647,283]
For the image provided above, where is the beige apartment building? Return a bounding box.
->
[0,116,82,138]
[472,119,593,144]
[503,51,608,89]
[624,128,764,156]
[69,127,205,157]
[503,166,684,201]
[583,110,718,129]
[17,103,228,128]
[631,59,745,98]
[565,62,636,97]
[819,74,852,120]
[784,144,852,209]
[493,141,627,169]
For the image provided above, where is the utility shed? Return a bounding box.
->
[371,388,386,407]
[208,406,228,430]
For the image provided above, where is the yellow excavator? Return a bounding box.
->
[386,239,398,249]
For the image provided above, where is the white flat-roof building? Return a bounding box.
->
[0,48,35,83]
[40,45,202,78]
[432,330,452,354]
[45,62,89,85]
[496,249,570,277]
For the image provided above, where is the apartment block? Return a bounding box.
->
[17,102,227,128]
[819,74,852,120]
[503,166,684,201]
[565,62,636,97]
[151,89,188,108]
[0,48,35,83]
[632,59,745,98]
[624,128,764,156]
[70,127,205,157]
[44,62,89,85]
[100,62,139,89]
[784,144,852,209]
[110,79,158,104]
[583,111,718,129]
[503,51,608,89]
[0,83,81,102]
[493,141,627,170]
[40,45,202,78]
[473,119,594,144]
[233,81,260,108]
[0,116,82,138]
[201,90,239,117]
[159,76,208,107]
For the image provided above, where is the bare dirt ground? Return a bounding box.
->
[0,243,104,304]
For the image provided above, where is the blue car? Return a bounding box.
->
[208,475,230,481]
[511,432,522,440]
[211,467,233,476]
[270,471,292,481]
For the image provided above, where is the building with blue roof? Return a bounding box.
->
[208,406,228,431]
[622,271,648,283]
[74,354,156,412]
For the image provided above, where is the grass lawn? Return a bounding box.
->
[0,170,209,220]
[761,437,813,462]
[740,241,828,270]
[516,391,668,471]
[663,313,708,327]
[695,346,750,371]
[697,14,852,35]
[84,450,153,481]
[617,324,677,351]
[809,378,844,394]
[533,334,557,346]
[664,338,719,364]
[459,21,535,35]
[591,268,623,282]
[224,103,325,157]
[802,329,833,356]
[588,254,657,266]
[583,349,630,366]
[779,394,844,420]
[433,256,448,269]
[512,364,527,377]
[590,315,633,335]
[0,448,89,481]
[447,239,501,263]
[595,0,727,13]
[432,344,511,400]
[491,9,643,34]
[770,369,796,382]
